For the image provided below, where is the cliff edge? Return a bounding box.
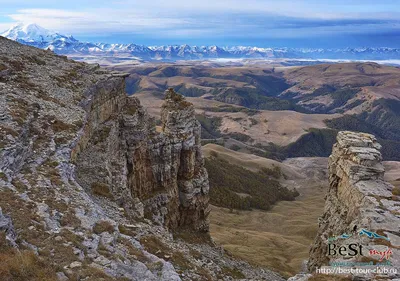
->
[0,36,283,281]
[307,131,400,280]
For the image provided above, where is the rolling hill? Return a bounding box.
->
[112,61,400,160]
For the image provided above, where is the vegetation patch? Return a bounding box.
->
[125,106,137,115]
[203,105,259,116]
[174,84,207,97]
[173,229,213,246]
[117,237,150,264]
[195,114,222,139]
[118,224,137,237]
[59,211,81,228]
[227,132,253,143]
[140,235,193,271]
[11,179,26,192]
[393,187,400,196]
[27,55,46,66]
[38,159,62,186]
[249,118,258,126]
[50,119,76,133]
[91,182,113,198]
[205,155,298,210]
[219,266,245,279]
[93,220,114,234]
[0,247,57,281]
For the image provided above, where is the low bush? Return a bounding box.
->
[93,220,114,234]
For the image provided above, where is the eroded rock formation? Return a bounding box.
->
[0,37,284,280]
[308,131,400,279]
[75,88,210,231]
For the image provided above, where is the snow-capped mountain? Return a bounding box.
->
[2,23,77,45]
[2,23,400,62]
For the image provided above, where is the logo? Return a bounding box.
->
[358,229,390,241]
[369,248,393,261]
[327,229,390,259]
[328,229,390,243]
[328,233,352,242]
[328,243,363,257]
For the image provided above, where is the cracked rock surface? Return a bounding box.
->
[0,36,284,281]
[305,131,400,280]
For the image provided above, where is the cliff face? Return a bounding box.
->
[308,131,400,279]
[74,88,210,232]
[0,37,283,281]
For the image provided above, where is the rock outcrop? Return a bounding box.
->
[0,36,283,281]
[75,88,210,232]
[308,131,400,279]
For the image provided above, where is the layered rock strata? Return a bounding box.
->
[308,131,400,279]
[74,88,210,231]
[2,37,273,281]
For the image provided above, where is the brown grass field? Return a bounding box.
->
[209,185,326,278]
[206,145,400,278]
[204,145,328,278]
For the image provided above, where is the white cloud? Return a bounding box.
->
[0,23,12,32]
[2,2,400,41]
[7,8,188,34]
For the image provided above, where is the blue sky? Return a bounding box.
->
[1,0,400,48]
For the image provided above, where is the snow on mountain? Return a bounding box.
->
[1,23,77,44]
[2,23,400,62]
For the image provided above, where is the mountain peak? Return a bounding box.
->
[1,22,76,43]
[1,22,400,62]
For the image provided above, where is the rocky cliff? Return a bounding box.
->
[0,36,284,280]
[306,131,400,280]
[73,86,210,232]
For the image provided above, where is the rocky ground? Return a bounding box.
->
[290,131,400,280]
[0,36,284,280]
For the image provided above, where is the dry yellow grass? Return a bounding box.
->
[0,249,57,281]
[203,143,304,179]
[383,161,400,182]
[205,145,328,278]
[210,184,326,278]
[214,110,339,146]
[137,92,338,146]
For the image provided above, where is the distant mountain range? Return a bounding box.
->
[2,23,400,61]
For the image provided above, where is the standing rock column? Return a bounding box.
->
[160,89,210,232]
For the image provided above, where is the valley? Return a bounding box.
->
[110,60,400,161]
[1,31,400,280]
[204,145,328,278]
[113,60,400,278]
[1,0,400,278]
[204,144,400,278]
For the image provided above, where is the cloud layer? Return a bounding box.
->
[1,0,400,47]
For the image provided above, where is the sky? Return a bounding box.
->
[0,0,400,48]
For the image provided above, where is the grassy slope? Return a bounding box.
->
[204,145,326,278]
